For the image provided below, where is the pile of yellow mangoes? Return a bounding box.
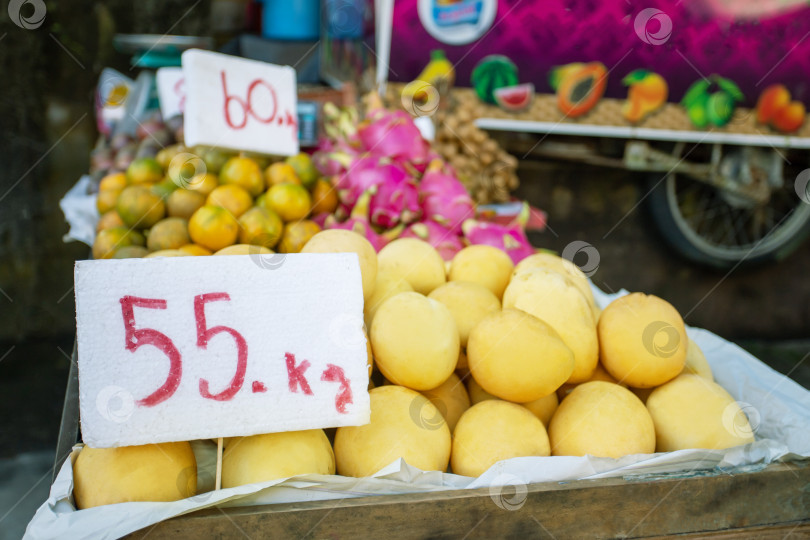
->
[73,231,756,509]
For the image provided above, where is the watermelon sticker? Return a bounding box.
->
[494,83,535,111]
[418,0,497,45]
[471,55,519,104]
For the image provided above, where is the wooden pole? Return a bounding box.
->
[215,437,223,490]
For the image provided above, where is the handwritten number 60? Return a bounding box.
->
[221,71,278,130]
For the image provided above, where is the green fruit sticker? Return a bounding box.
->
[681,75,744,128]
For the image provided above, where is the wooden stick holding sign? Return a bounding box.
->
[216,437,223,491]
[182,49,299,156]
[74,254,370,449]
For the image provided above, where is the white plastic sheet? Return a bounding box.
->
[59,176,98,247]
[24,287,810,539]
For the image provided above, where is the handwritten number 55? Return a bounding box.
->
[119,296,182,407]
[194,292,248,401]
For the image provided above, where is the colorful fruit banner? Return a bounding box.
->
[390,0,810,107]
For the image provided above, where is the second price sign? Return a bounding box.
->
[75,254,370,448]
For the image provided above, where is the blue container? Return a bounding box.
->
[261,0,320,40]
[325,0,365,40]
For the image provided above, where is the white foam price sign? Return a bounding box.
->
[74,254,369,448]
[156,67,185,120]
[182,49,299,156]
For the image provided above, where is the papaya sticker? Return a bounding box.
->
[418,0,497,45]
[548,62,607,118]
[622,69,668,123]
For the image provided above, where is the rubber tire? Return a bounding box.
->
[647,174,810,270]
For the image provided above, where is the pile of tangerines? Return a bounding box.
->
[92,148,337,259]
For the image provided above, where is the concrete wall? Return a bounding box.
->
[0,1,210,340]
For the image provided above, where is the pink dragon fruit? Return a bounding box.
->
[313,138,360,177]
[325,190,399,252]
[334,155,412,211]
[462,203,534,264]
[369,172,421,229]
[419,160,475,234]
[401,220,464,261]
[310,212,331,229]
[358,97,430,168]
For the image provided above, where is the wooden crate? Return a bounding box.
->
[124,461,810,539]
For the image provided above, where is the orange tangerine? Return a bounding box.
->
[286,153,319,189]
[264,162,300,188]
[178,243,212,256]
[196,146,232,174]
[167,189,206,220]
[126,157,163,185]
[111,246,149,259]
[220,156,264,197]
[156,144,187,170]
[93,226,145,259]
[265,183,312,222]
[206,185,253,218]
[237,207,283,248]
[254,192,270,212]
[151,177,179,200]
[96,210,124,233]
[96,189,121,214]
[116,185,165,229]
[167,151,206,188]
[146,217,190,252]
[278,220,321,253]
[310,179,339,215]
[213,244,273,256]
[245,152,271,170]
[188,205,239,251]
[144,249,191,258]
[186,173,219,196]
[99,172,127,191]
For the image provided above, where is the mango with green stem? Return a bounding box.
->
[621,69,668,123]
